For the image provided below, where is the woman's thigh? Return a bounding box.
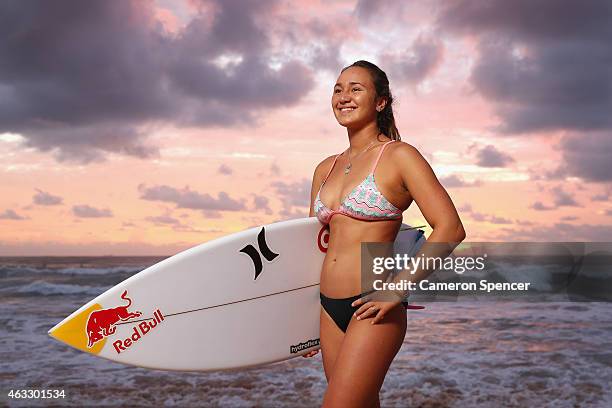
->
[322,304,407,407]
[320,307,345,383]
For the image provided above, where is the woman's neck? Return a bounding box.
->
[347,125,385,151]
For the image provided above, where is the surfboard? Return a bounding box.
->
[48,217,426,372]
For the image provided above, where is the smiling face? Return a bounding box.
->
[332,66,386,129]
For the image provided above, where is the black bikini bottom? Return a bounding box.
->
[320,289,408,333]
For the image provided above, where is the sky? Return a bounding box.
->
[1,0,611,256]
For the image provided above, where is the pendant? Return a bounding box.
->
[344,164,351,174]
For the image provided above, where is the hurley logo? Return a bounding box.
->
[239,227,279,279]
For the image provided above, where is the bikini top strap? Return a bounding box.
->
[371,140,396,173]
[321,153,342,184]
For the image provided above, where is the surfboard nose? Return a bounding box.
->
[48,303,107,355]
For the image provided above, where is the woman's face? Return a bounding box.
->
[331,66,384,129]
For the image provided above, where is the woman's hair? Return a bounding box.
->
[341,60,401,141]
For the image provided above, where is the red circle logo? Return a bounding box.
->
[317,225,329,253]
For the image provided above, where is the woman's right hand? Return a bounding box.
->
[302,348,320,358]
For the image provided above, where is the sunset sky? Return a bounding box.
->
[1,0,611,256]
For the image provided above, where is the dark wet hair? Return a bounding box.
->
[341,60,401,141]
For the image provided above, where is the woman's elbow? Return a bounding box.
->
[456,222,466,242]
[440,221,466,242]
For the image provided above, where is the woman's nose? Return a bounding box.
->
[339,92,351,102]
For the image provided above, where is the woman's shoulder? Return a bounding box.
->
[314,153,338,173]
[311,154,338,185]
[388,140,423,159]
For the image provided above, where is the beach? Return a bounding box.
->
[1,257,610,407]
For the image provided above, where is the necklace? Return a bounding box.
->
[344,133,381,174]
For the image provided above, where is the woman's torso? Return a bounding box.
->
[315,140,414,297]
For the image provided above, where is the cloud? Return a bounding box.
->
[252,194,273,215]
[439,174,482,188]
[381,33,445,86]
[560,215,579,221]
[458,203,473,212]
[218,163,233,175]
[144,211,213,232]
[469,210,512,224]
[72,204,113,218]
[33,188,63,206]
[0,0,314,163]
[138,183,246,211]
[530,186,581,211]
[531,201,555,211]
[437,0,612,134]
[474,145,515,167]
[591,187,611,202]
[551,186,581,207]
[555,132,612,182]
[270,178,310,218]
[271,178,310,207]
[494,222,612,241]
[145,214,180,225]
[0,209,27,220]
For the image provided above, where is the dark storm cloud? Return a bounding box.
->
[437,0,612,134]
[138,183,246,212]
[72,204,113,218]
[381,34,444,85]
[556,132,612,182]
[437,0,612,183]
[475,145,514,168]
[33,188,63,206]
[0,0,313,163]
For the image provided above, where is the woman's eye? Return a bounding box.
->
[352,88,360,91]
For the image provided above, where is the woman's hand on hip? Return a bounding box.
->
[351,297,403,325]
[302,348,320,358]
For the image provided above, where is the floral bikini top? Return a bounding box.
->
[314,140,403,224]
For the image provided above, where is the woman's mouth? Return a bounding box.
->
[339,107,356,114]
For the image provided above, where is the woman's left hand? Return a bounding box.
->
[351,297,402,325]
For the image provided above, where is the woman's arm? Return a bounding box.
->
[385,143,466,300]
[395,142,466,241]
[352,143,465,324]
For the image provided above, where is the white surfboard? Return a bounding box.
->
[49,217,426,372]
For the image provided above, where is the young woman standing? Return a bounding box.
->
[304,60,466,407]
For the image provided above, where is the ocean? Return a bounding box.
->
[1,257,611,407]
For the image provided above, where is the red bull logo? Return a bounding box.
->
[86,290,142,348]
[113,310,164,354]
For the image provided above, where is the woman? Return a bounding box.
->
[303,60,466,408]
